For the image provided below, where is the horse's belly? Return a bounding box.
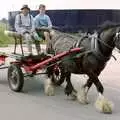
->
[72,71,84,74]
[70,63,83,74]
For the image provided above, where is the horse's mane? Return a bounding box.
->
[98,20,116,31]
[97,20,117,37]
[53,29,80,40]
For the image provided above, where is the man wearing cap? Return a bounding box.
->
[34,4,54,53]
[15,5,39,55]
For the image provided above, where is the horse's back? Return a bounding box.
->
[52,32,79,53]
[52,30,92,53]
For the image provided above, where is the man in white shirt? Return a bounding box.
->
[15,5,35,55]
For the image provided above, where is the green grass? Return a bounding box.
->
[0,22,14,47]
[0,22,78,47]
[0,22,46,47]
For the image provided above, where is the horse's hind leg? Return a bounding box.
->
[77,78,93,104]
[64,72,77,100]
[90,74,113,114]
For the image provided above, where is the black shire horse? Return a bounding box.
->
[44,22,120,114]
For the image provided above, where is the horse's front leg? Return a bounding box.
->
[90,74,113,114]
[64,72,77,100]
[77,78,93,104]
[44,67,55,96]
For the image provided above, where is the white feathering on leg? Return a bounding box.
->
[95,93,114,114]
[77,86,89,104]
[44,78,55,96]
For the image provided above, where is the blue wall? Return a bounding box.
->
[8,9,120,33]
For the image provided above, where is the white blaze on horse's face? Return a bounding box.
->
[115,32,120,50]
[116,32,120,37]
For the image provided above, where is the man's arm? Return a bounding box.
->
[46,15,52,29]
[33,15,52,31]
[33,16,40,29]
[14,14,25,34]
[38,15,52,31]
[31,15,35,32]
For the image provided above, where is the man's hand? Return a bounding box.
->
[21,29,30,34]
[36,26,50,32]
[41,26,47,29]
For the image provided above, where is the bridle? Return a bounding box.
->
[97,27,120,49]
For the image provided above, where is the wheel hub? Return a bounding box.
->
[10,70,18,88]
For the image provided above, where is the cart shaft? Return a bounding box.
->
[27,48,82,72]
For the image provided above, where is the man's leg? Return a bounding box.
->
[32,31,41,55]
[44,31,51,53]
[50,30,55,39]
[23,33,32,55]
[34,40,41,54]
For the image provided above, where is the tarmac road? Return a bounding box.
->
[0,45,120,120]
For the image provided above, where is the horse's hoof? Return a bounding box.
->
[44,78,55,96]
[77,88,89,104]
[95,97,114,114]
[72,91,77,100]
[77,96,89,104]
[66,94,76,101]
[44,84,55,96]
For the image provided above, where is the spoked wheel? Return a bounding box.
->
[52,64,65,86]
[8,64,24,92]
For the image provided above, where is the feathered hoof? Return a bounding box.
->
[95,97,114,114]
[66,93,77,101]
[44,78,55,96]
[44,84,55,96]
[66,95,76,101]
[77,95,89,104]
[77,87,89,104]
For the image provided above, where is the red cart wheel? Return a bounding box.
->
[52,64,65,86]
[8,64,24,92]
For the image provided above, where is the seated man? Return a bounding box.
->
[34,4,54,53]
[15,5,35,55]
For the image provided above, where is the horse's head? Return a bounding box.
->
[98,21,120,51]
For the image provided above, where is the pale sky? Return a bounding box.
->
[0,0,120,19]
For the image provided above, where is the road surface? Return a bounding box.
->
[0,46,120,120]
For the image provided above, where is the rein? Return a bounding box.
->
[97,24,120,49]
[93,32,119,61]
[97,37,114,49]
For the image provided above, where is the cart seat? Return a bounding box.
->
[10,52,52,63]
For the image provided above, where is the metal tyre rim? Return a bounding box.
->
[53,67,61,82]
